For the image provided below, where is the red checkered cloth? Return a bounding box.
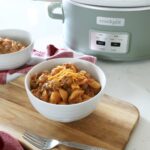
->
[0,45,97,84]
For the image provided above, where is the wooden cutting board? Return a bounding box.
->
[0,77,139,150]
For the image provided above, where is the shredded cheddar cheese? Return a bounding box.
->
[48,68,87,83]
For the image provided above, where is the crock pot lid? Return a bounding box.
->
[70,0,150,7]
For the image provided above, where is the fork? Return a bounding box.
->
[23,131,106,150]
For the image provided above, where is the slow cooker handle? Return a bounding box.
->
[48,2,64,21]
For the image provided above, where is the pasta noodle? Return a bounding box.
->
[30,63,101,104]
[0,37,26,54]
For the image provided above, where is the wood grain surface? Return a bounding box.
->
[0,77,140,150]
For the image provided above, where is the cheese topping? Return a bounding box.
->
[48,68,86,83]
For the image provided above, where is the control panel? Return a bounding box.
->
[90,30,129,53]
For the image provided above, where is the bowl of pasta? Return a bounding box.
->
[25,58,106,122]
[0,29,33,70]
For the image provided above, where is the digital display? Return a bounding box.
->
[111,42,121,47]
[96,41,105,46]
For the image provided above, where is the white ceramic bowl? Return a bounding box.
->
[25,58,106,122]
[0,29,33,70]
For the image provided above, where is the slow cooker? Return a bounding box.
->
[48,0,150,61]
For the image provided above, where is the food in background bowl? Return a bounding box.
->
[0,29,33,70]
[30,63,101,105]
[25,58,106,122]
[0,37,26,54]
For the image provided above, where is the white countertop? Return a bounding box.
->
[0,0,150,149]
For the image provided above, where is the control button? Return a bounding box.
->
[96,41,106,46]
[111,42,121,47]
